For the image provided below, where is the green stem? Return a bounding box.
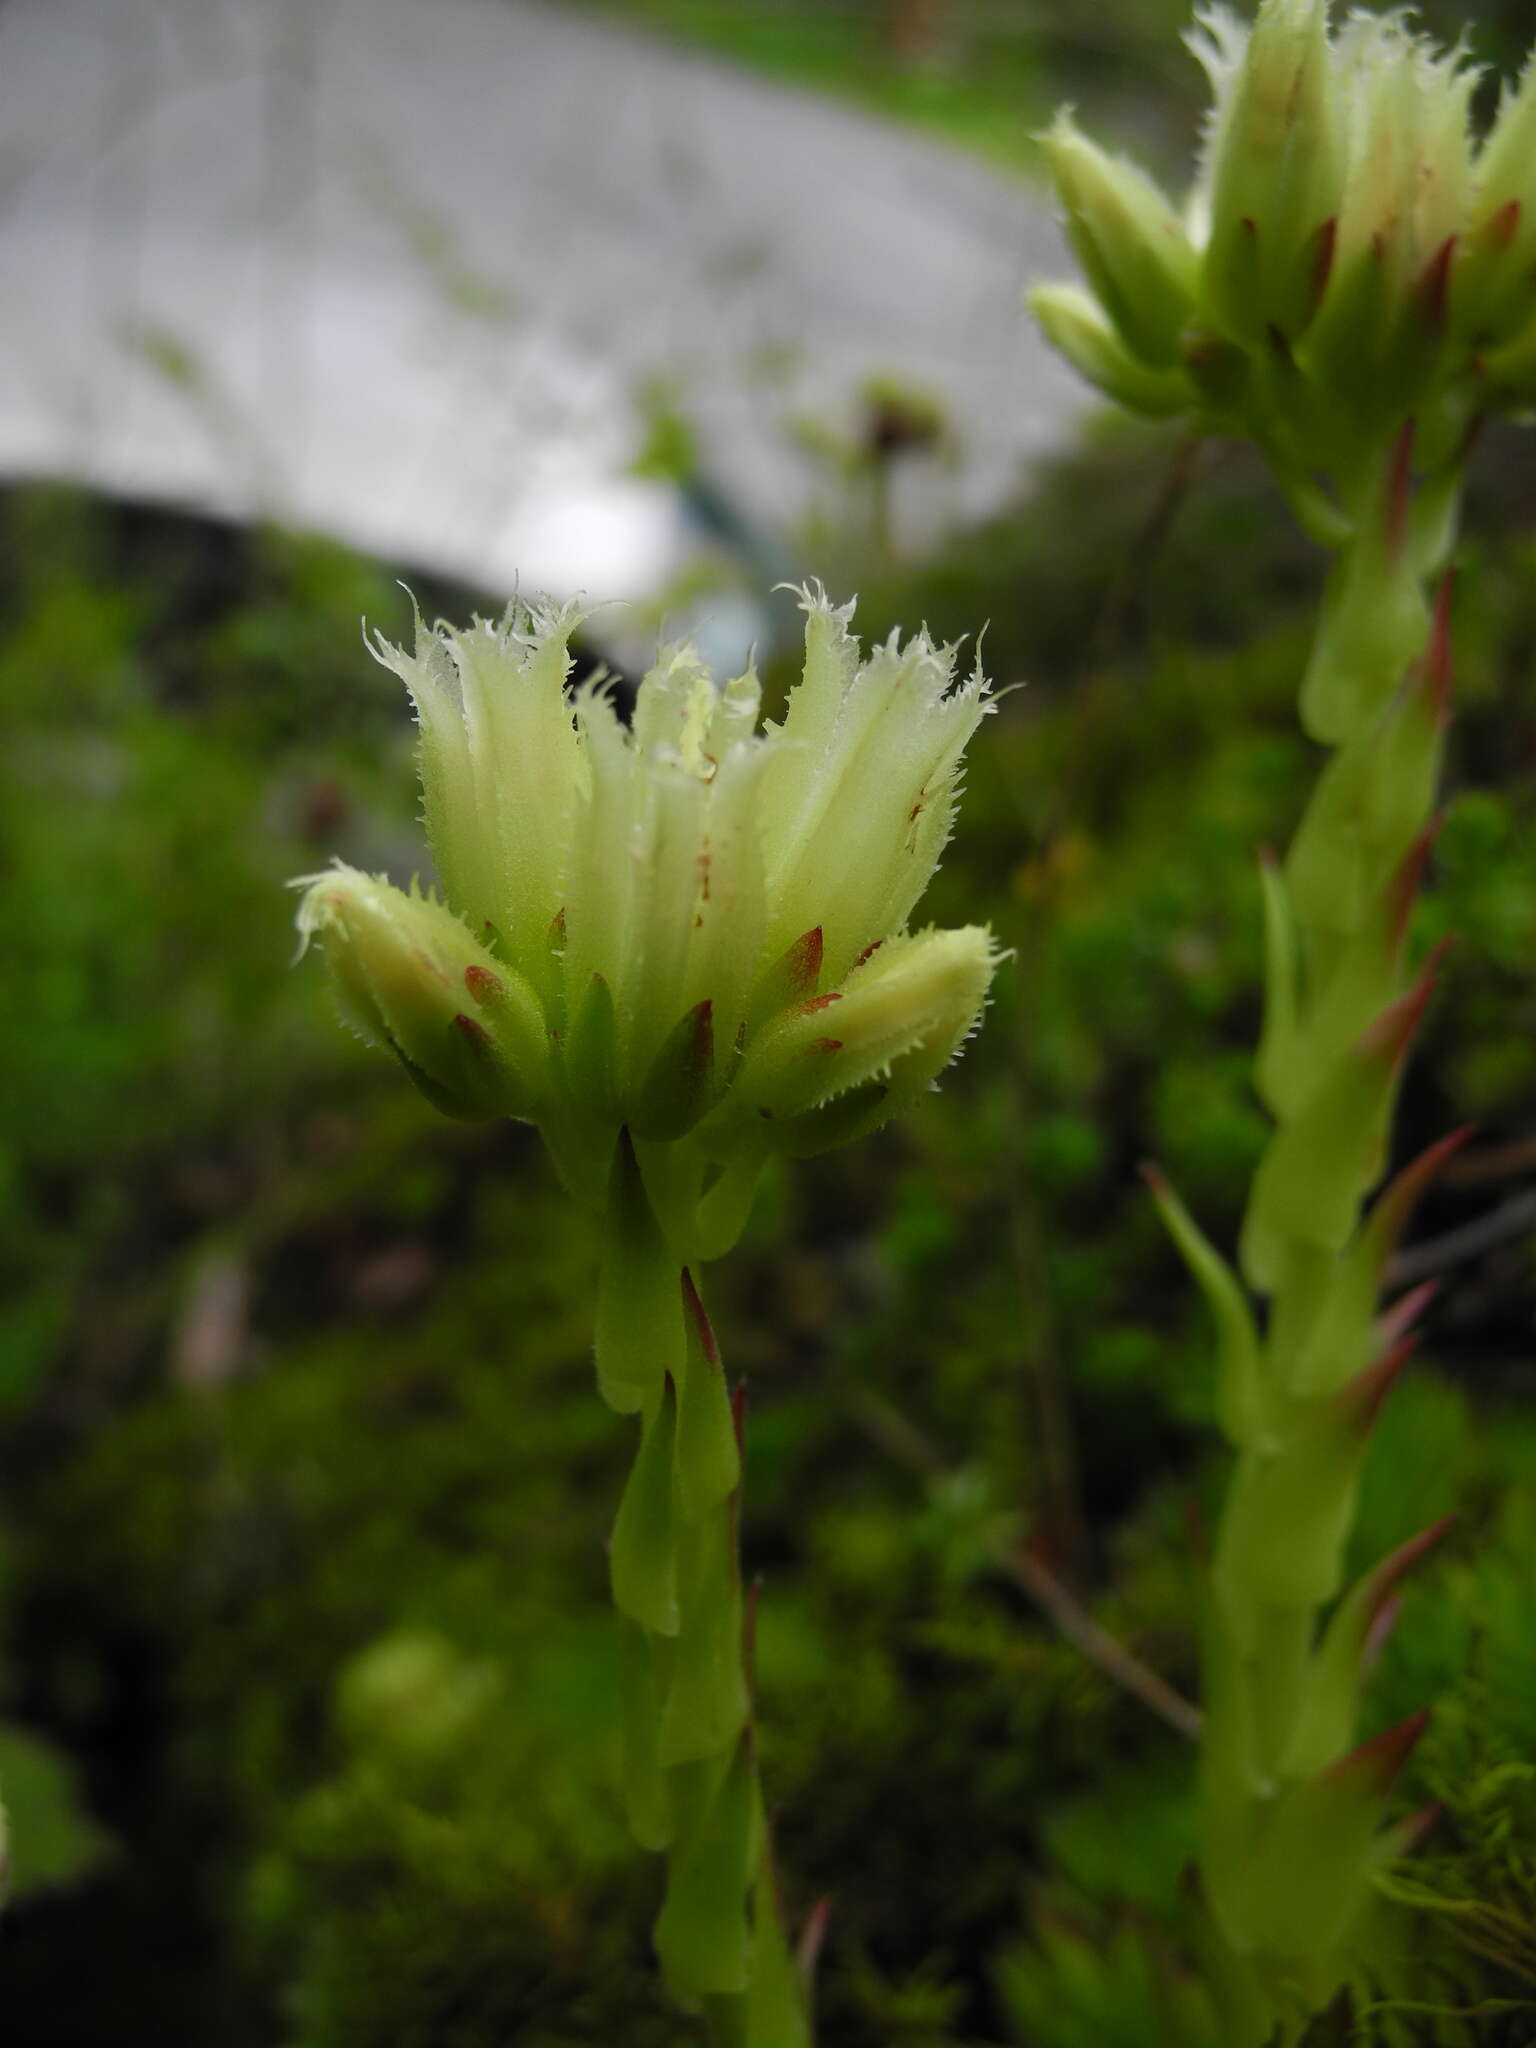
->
[598,1131,810,2047]
[1195,442,1462,2036]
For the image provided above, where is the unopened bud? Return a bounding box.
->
[736,926,998,1124]
[1306,15,1478,415]
[1037,113,1198,369]
[295,864,549,1120]
[1029,283,1194,418]
[1193,0,1342,341]
[1457,60,1536,344]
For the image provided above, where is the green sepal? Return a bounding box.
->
[1182,331,1252,417]
[631,999,717,1140]
[618,1619,674,1852]
[655,1739,757,1999]
[564,972,619,1121]
[694,1151,767,1263]
[1201,211,1264,349]
[535,1102,611,1213]
[1406,461,1464,580]
[1304,234,1412,432]
[760,1080,891,1160]
[674,1272,741,1520]
[1275,217,1341,346]
[389,1042,502,1124]
[595,1131,684,1414]
[1143,1167,1264,1447]
[632,1131,706,1251]
[1246,329,1327,465]
[515,905,564,1014]
[610,1376,680,1636]
[658,1505,750,1767]
[458,954,555,1107]
[747,926,824,1036]
[1030,283,1195,418]
[1360,267,1458,434]
[1264,441,1356,548]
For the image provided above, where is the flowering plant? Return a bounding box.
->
[1033,3,1536,2038]
[296,586,998,2043]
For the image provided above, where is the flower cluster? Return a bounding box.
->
[296,589,998,1187]
[1031,0,1536,480]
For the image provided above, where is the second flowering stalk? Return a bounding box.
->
[1030,0,1536,2033]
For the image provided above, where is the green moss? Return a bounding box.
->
[2,400,1535,2041]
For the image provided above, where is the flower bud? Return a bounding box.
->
[1456,58,1536,345]
[1191,0,1343,342]
[295,864,549,1120]
[734,926,998,1125]
[1036,112,1198,368]
[1305,15,1477,417]
[1028,283,1194,418]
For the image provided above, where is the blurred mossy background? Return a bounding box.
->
[3,5,1536,2047]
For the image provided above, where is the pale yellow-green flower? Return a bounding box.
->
[296,588,1000,1184]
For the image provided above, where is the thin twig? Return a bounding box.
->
[1387,1188,1536,1289]
[843,1390,1203,1743]
[1002,1544,1204,1742]
[1441,1134,1536,1188]
[1090,429,1207,672]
